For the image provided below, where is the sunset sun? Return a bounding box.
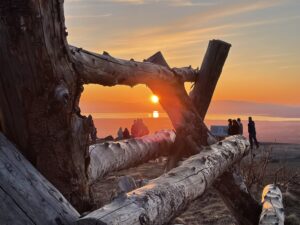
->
[151,95,159,104]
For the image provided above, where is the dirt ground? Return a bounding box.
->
[90,143,300,225]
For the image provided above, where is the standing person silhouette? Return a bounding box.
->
[117,127,123,140]
[248,117,259,149]
[123,128,130,139]
[231,120,240,135]
[227,119,233,135]
[237,118,243,135]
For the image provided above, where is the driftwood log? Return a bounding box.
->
[77,135,250,225]
[259,184,284,225]
[0,133,79,225]
[89,130,175,182]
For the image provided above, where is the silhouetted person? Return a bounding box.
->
[248,117,259,149]
[228,119,233,135]
[117,127,123,140]
[231,120,240,135]
[237,118,243,135]
[123,128,130,139]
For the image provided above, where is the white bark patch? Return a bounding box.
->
[259,184,284,225]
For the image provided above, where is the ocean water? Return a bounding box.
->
[88,113,300,144]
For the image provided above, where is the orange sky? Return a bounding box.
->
[65,0,300,116]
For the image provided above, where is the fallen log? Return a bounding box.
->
[0,133,79,225]
[77,135,249,225]
[259,184,284,225]
[89,130,175,182]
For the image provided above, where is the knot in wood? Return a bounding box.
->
[139,213,150,225]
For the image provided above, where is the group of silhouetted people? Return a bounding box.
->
[117,127,130,140]
[116,119,149,140]
[228,118,243,135]
[228,117,259,149]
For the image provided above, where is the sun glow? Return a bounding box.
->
[150,95,159,104]
[152,111,159,118]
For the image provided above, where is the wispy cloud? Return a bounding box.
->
[66,13,112,19]
[67,0,215,7]
[96,2,298,64]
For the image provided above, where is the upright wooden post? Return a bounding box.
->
[190,40,231,119]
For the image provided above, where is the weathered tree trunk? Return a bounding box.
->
[77,136,250,225]
[0,1,90,211]
[0,133,79,225]
[89,130,175,182]
[259,184,284,225]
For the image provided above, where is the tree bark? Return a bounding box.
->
[259,184,284,225]
[77,135,250,225]
[0,133,79,225]
[89,130,175,183]
[0,0,90,211]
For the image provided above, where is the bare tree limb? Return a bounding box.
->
[69,46,197,86]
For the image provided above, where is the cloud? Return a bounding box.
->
[208,100,300,119]
[66,13,112,19]
[97,14,299,65]
[67,0,215,7]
